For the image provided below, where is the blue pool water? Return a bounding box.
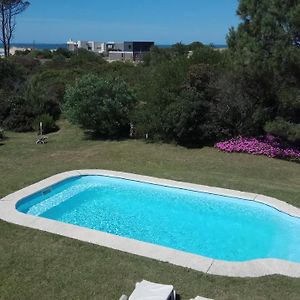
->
[17,175,300,262]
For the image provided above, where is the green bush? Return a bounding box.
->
[52,54,66,63]
[209,68,278,140]
[54,48,73,58]
[0,59,26,90]
[277,87,300,123]
[134,61,218,146]
[3,96,35,132]
[33,114,58,134]
[63,74,136,138]
[8,56,40,73]
[189,46,230,67]
[70,49,105,66]
[25,70,67,120]
[160,64,216,146]
[135,58,189,136]
[264,118,300,145]
[30,49,53,59]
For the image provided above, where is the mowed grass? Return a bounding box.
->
[0,121,300,300]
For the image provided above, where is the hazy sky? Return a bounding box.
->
[15,0,240,44]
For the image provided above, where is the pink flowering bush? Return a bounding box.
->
[215,135,300,161]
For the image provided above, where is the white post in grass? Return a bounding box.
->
[40,122,43,136]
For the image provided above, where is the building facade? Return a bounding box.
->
[67,39,154,61]
[67,39,106,54]
[108,41,154,62]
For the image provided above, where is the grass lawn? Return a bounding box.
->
[0,121,300,300]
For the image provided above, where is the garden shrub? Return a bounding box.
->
[265,118,300,145]
[9,55,40,74]
[30,49,53,59]
[70,49,105,66]
[25,70,66,120]
[0,59,26,91]
[3,96,35,132]
[63,74,136,138]
[209,69,278,141]
[33,114,58,134]
[54,48,73,59]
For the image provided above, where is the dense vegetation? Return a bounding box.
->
[0,0,299,154]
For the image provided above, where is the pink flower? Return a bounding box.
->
[215,136,300,160]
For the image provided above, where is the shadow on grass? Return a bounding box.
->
[82,130,130,142]
[0,135,10,146]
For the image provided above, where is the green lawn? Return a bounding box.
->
[0,121,300,300]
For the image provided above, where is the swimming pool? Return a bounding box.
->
[16,174,300,263]
[1,170,300,277]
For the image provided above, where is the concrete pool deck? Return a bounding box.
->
[1,169,300,278]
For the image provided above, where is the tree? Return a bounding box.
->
[227,0,300,142]
[189,46,230,67]
[134,58,189,140]
[170,42,188,58]
[210,70,272,139]
[0,0,30,57]
[187,41,204,51]
[25,70,67,120]
[227,0,300,77]
[161,64,217,146]
[63,74,136,138]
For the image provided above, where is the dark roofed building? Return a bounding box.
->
[109,41,154,62]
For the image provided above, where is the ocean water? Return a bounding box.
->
[17,175,300,262]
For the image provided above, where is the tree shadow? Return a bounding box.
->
[0,136,9,146]
[82,130,130,142]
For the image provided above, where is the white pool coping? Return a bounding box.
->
[1,169,300,278]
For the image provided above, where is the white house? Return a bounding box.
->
[67,39,106,54]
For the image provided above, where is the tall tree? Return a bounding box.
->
[227,0,300,143]
[0,0,29,57]
[227,0,300,76]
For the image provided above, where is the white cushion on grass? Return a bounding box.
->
[129,280,174,300]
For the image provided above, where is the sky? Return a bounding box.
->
[15,0,240,45]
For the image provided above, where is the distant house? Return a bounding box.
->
[67,39,106,54]
[67,39,154,62]
[108,41,154,62]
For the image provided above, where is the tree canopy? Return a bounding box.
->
[228,0,300,76]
